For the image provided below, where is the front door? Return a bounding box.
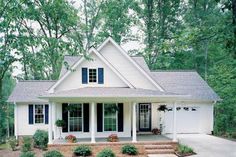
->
[139,103,151,131]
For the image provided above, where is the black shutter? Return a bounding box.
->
[83,103,89,132]
[97,103,103,132]
[118,103,124,132]
[28,104,34,124]
[98,68,104,84]
[62,103,68,132]
[82,67,88,84]
[45,104,49,124]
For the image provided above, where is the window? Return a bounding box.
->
[35,105,44,124]
[69,104,83,132]
[89,69,97,83]
[104,103,117,131]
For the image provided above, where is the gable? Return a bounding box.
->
[98,40,163,91]
[55,52,129,92]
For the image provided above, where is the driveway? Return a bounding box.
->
[177,134,236,157]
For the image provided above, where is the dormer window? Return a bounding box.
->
[82,67,104,84]
[89,69,97,83]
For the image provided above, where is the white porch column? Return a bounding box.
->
[48,103,53,144]
[132,102,137,142]
[172,102,177,142]
[52,103,57,139]
[14,102,18,139]
[91,102,96,143]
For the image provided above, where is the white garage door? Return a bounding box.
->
[164,106,201,133]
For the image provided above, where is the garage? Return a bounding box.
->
[163,106,201,134]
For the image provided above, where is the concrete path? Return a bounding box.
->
[177,134,236,157]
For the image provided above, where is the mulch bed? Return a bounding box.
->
[175,152,196,157]
[0,144,147,157]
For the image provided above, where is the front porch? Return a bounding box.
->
[53,134,171,144]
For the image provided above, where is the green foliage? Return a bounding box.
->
[21,137,32,152]
[7,136,18,151]
[43,150,64,157]
[177,144,194,154]
[97,148,115,157]
[73,145,92,156]
[55,120,65,127]
[33,130,48,150]
[20,152,35,157]
[121,144,138,155]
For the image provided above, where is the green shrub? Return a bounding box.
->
[74,145,92,156]
[43,150,64,157]
[21,137,32,152]
[122,144,138,155]
[20,151,35,157]
[33,130,48,150]
[177,144,194,154]
[55,120,65,127]
[7,136,18,151]
[97,148,115,157]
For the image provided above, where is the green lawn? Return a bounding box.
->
[0,143,9,150]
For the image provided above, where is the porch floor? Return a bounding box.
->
[53,134,171,144]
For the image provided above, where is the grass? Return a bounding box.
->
[176,144,195,157]
[0,143,9,150]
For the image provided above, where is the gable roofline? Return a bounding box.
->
[97,37,165,92]
[48,48,134,93]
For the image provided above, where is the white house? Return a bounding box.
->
[8,37,220,144]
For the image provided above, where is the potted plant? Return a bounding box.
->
[107,134,119,142]
[152,128,161,135]
[65,135,76,143]
[55,120,65,139]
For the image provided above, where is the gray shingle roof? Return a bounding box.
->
[40,87,182,98]
[59,55,81,78]
[7,80,56,103]
[151,71,220,101]
[8,55,220,103]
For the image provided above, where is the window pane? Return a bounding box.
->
[35,105,44,124]
[69,104,82,132]
[104,104,117,131]
[89,69,97,82]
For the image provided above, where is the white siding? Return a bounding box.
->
[55,53,128,91]
[99,42,157,90]
[17,103,48,136]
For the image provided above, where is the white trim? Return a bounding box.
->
[97,37,164,91]
[103,103,118,132]
[14,102,18,139]
[48,47,134,93]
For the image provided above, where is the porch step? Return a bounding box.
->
[144,144,173,149]
[144,144,175,155]
[146,149,175,154]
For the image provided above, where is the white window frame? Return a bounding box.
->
[34,104,45,124]
[68,103,83,132]
[103,103,118,132]
[88,68,97,83]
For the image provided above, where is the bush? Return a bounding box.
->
[122,144,138,155]
[7,136,18,151]
[55,120,65,127]
[177,144,194,154]
[20,151,35,157]
[74,145,92,156]
[33,130,48,150]
[97,148,115,157]
[43,150,64,157]
[21,137,32,152]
